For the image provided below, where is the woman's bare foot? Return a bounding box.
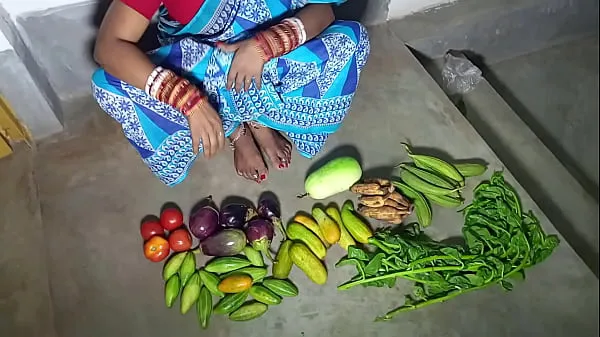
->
[248,123,292,170]
[230,124,268,183]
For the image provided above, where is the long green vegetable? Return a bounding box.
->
[337,171,559,321]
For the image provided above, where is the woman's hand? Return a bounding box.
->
[217,39,265,92]
[188,102,225,158]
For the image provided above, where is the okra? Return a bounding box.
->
[399,163,458,189]
[402,143,465,186]
[393,181,432,227]
[400,170,459,196]
[453,163,487,177]
[425,193,463,208]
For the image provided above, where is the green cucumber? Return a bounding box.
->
[272,240,294,279]
[286,223,327,259]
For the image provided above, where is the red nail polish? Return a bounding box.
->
[278,164,284,169]
[260,174,266,180]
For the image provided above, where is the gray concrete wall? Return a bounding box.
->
[0,4,64,140]
[390,0,599,64]
[16,3,99,105]
[0,50,63,139]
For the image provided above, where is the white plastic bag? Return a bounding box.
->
[441,51,482,95]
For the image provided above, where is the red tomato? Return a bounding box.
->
[168,228,193,252]
[140,220,165,241]
[143,236,170,262]
[160,208,184,231]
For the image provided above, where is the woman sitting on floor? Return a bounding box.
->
[92,0,370,186]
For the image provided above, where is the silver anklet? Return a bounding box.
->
[229,124,247,151]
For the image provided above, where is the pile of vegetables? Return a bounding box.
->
[390,143,488,227]
[163,251,299,324]
[188,196,281,258]
[137,144,560,328]
[140,196,300,327]
[272,201,375,285]
[336,171,560,321]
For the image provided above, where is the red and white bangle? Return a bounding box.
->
[150,69,172,99]
[283,17,307,45]
[145,66,210,119]
[254,19,303,61]
[145,66,164,95]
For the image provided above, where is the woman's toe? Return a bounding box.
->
[257,168,268,182]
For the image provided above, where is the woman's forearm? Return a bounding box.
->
[93,0,156,90]
[296,4,335,40]
[94,39,155,90]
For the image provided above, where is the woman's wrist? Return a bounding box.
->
[145,67,208,118]
[253,17,306,62]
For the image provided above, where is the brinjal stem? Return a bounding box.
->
[272,218,287,241]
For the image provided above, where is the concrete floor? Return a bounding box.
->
[2,25,599,337]
[486,35,599,196]
[0,144,57,337]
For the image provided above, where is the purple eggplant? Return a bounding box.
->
[245,218,275,261]
[200,229,247,256]
[257,198,286,240]
[219,203,257,229]
[189,204,220,240]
